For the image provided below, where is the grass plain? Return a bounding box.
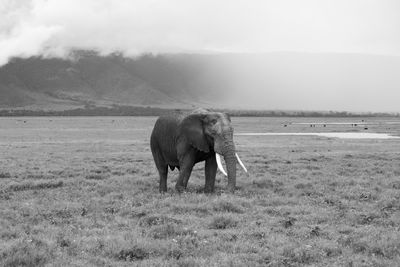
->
[1,116,400,266]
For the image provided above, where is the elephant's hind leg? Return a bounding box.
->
[157,164,168,193]
[152,150,168,192]
[205,154,217,193]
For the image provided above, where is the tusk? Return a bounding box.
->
[215,153,227,176]
[236,153,248,173]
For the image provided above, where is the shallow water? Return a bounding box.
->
[235,132,400,139]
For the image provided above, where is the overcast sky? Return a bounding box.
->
[1,0,400,65]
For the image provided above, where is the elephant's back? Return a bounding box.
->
[151,115,181,137]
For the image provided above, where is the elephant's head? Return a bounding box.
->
[178,109,247,191]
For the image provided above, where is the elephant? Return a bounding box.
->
[150,108,247,193]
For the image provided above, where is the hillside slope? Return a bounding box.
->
[1,52,400,111]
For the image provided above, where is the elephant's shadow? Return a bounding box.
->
[161,171,232,194]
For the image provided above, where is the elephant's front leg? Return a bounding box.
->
[176,156,195,192]
[204,154,217,193]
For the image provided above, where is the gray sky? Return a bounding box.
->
[1,0,400,65]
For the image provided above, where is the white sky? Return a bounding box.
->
[1,0,400,65]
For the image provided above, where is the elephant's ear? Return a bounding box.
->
[178,114,210,153]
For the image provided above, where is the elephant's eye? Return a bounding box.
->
[210,119,217,125]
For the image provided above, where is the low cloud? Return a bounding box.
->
[1,0,400,66]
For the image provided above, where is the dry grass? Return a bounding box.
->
[6,180,63,192]
[1,116,400,266]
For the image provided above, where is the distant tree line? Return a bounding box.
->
[0,106,175,117]
[0,105,399,117]
[214,109,400,117]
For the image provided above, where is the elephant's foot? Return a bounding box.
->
[175,184,186,193]
[159,183,167,193]
[227,184,236,193]
[204,186,215,194]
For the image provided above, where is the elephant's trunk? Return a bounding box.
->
[221,137,237,192]
[224,151,237,192]
[214,130,240,192]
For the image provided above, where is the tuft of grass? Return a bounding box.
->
[252,179,274,189]
[342,230,400,259]
[166,248,184,260]
[294,182,314,189]
[322,245,342,257]
[116,247,149,262]
[7,180,63,192]
[26,174,53,179]
[139,215,181,227]
[212,200,244,213]
[281,246,321,265]
[104,206,119,214]
[355,212,380,225]
[176,257,201,267]
[148,224,180,239]
[171,205,211,216]
[208,216,238,229]
[126,168,139,174]
[0,172,12,178]
[85,174,108,180]
[111,170,125,176]
[391,181,400,189]
[281,217,296,228]
[148,224,197,239]
[1,238,53,267]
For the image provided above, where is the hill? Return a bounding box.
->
[0,52,224,110]
[1,52,400,112]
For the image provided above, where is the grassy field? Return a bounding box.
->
[1,116,400,266]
